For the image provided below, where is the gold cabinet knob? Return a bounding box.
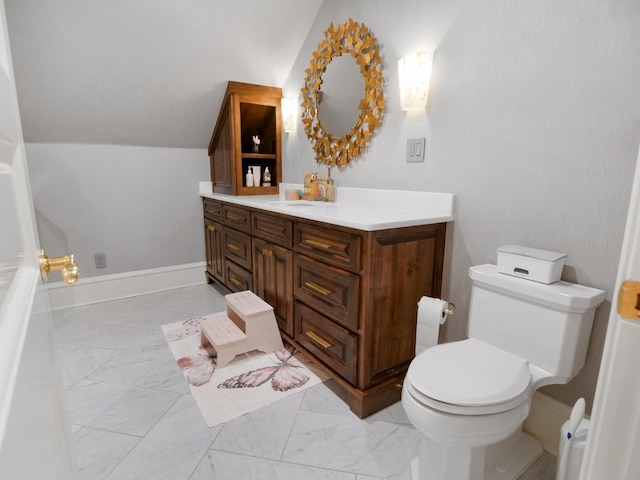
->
[38,250,80,285]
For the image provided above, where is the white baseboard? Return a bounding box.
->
[46,262,207,310]
[524,391,585,456]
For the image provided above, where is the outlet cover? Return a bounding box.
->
[406,138,426,163]
[94,253,107,269]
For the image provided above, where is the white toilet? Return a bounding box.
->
[402,264,605,480]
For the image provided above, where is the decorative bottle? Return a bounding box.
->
[303,173,311,196]
[326,166,335,202]
[263,167,271,186]
[246,167,254,187]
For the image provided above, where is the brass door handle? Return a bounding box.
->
[38,250,79,285]
[617,280,640,320]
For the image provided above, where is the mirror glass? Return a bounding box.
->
[317,55,364,138]
[301,19,384,168]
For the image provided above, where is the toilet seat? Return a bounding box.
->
[406,338,532,415]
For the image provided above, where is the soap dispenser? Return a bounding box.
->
[263,167,271,187]
[246,167,254,187]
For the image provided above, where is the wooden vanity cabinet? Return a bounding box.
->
[208,81,283,196]
[202,197,447,418]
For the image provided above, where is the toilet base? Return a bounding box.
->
[484,431,542,480]
[411,431,542,480]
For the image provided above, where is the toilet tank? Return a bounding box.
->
[467,264,605,382]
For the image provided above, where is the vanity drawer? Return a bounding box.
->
[252,211,293,248]
[222,204,251,232]
[294,255,359,331]
[222,228,252,270]
[294,301,357,384]
[295,223,362,272]
[225,261,253,293]
[203,198,222,222]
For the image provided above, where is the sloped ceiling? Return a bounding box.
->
[5,0,323,148]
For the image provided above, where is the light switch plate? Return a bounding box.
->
[406,138,426,162]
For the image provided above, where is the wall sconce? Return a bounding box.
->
[398,52,433,111]
[282,97,298,133]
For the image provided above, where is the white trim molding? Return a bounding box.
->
[46,262,207,310]
[524,391,582,456]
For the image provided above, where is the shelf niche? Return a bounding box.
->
[208,81,282,196]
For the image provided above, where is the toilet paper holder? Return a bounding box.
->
[443,300,455,316]
[418,298,456,316]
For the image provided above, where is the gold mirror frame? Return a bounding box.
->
[301,19,385,168]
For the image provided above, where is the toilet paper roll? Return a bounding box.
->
[415,296,449,353]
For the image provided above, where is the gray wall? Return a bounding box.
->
[283,0,640,411]
[26,143,209,278]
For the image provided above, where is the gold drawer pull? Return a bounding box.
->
[305,281,332,296]
[227,243,241,252]
[262,248,274,257]
[306,331,332,349]
[205,207,218,214]
[230,276,243,286]
[227,213,243,221]
[306,239,333,250]
[207,224,216,232]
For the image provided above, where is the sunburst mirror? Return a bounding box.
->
[301,19,385,168]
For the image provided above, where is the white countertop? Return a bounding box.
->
[199,182,455,231]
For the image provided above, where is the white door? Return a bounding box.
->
[0,1,76,478]
[581,144,640,479]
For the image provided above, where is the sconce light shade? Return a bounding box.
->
[282,97,298,133]
[398,52,433,111]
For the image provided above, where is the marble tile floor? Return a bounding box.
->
[54,283,557,480]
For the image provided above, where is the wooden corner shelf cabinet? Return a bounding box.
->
[208,81,283,196]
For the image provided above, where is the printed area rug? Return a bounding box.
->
[162,316,328,427]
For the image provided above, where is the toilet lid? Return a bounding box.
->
[407,338,531,407]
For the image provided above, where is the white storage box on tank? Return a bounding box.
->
[497,245,567,284]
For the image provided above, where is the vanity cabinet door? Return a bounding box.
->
[294,301,357,384]
[295,223,361,272]
[225,260,252,293]
[222,204,251,233]
[252,211,293,248]
[253,237,294,336]
[222,227,252,270]
[204,219,224,284]
[203,198,222,222]
[294,254,359,331]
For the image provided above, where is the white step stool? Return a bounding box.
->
[200,290,284,368]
